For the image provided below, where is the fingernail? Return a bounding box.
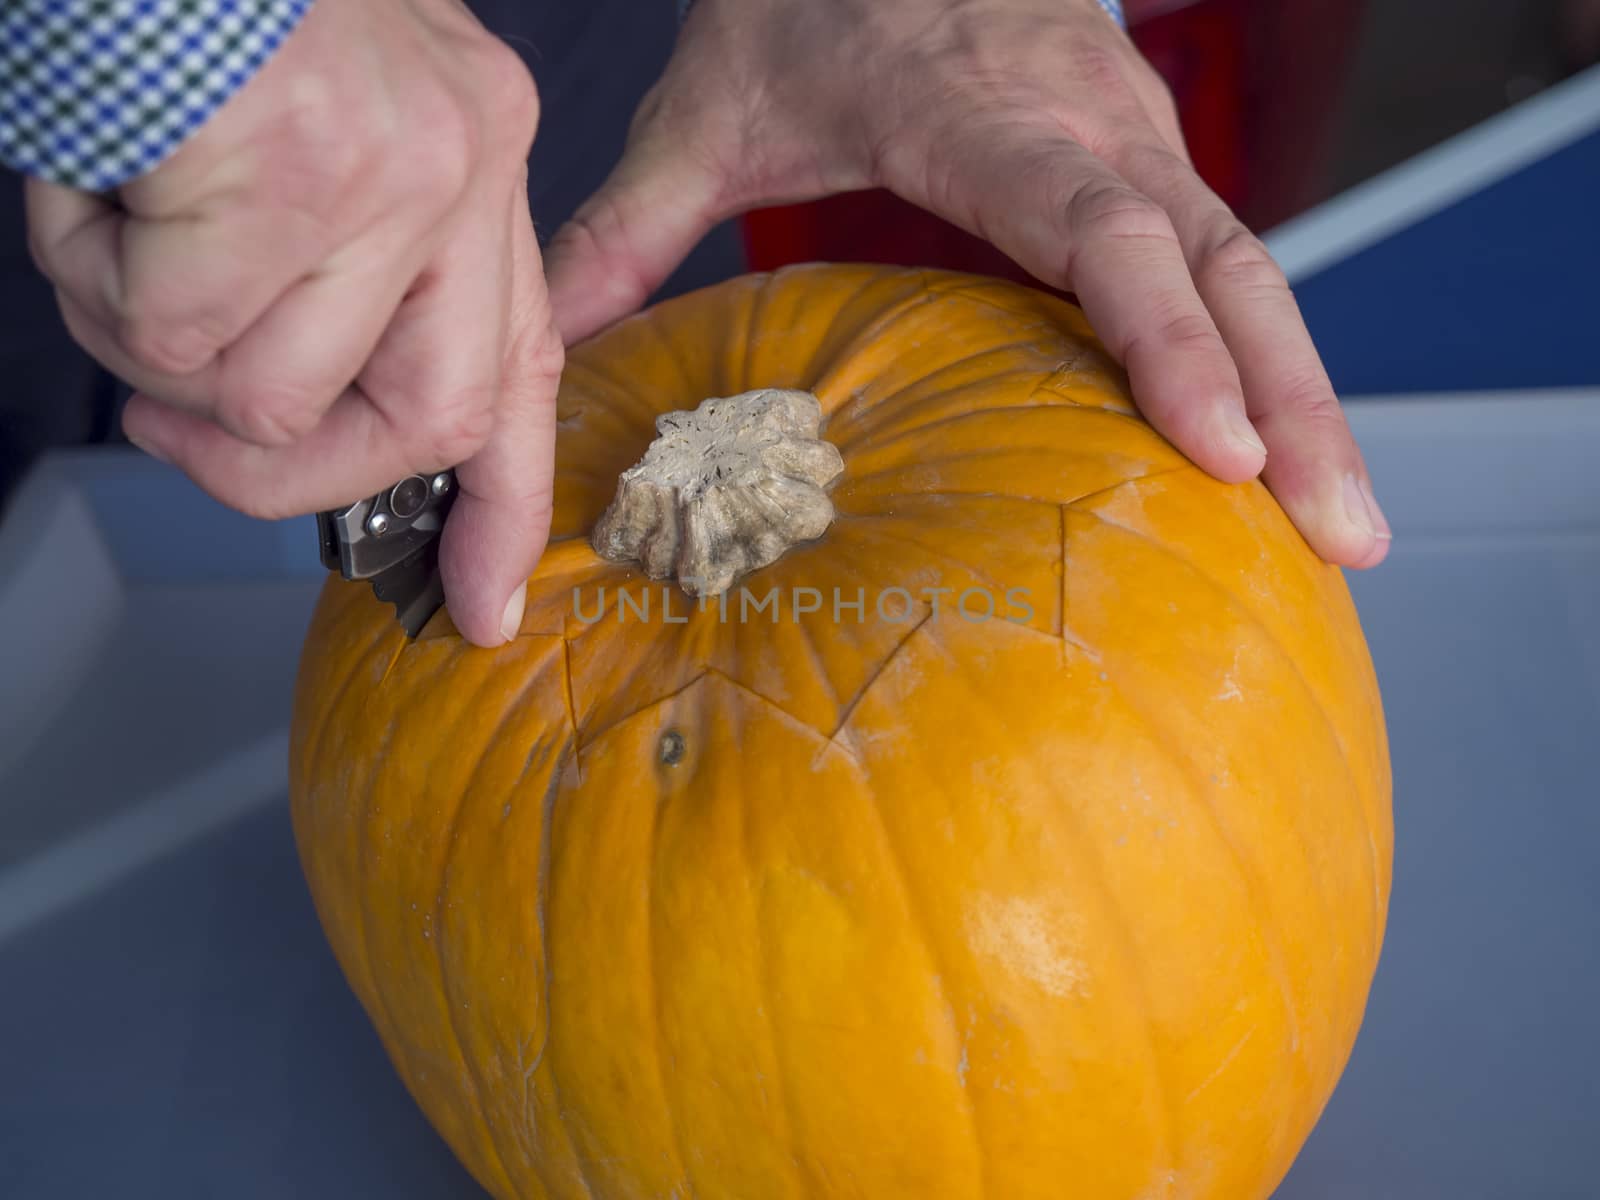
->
[1222,408,1267,459]
[499,582,527,644]
[1342,472,1392,541]
[126,431,171,465]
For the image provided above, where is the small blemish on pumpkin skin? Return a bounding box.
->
[658,731,686,766]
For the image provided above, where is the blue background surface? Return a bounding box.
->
[1298,129,1600,396]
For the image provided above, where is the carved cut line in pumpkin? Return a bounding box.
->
[291,264,1391,1200]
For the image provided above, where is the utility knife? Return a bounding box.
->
[317,471,457,637]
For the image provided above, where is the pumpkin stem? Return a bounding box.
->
[590,388,844,597]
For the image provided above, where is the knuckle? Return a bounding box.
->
[269,82,371,206]
[412,388,497,466]
[216,377,328,447]
[526,328,565,380]
[1152,310,1224,353]
[479,38,541,148]
[1200,227,1289,295]
[1276,370,1344,426]
[1067,181,1175,244]
[405,98,478,209]
[1067,42,1136,102]
[117,315,221,376]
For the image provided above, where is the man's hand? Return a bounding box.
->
[545,0,1392,568]
[25,0,563,645]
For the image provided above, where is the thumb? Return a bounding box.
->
[544,133,725,345]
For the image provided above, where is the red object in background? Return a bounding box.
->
[740,0,1363,283]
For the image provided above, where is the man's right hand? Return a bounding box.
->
[25,0,563,647]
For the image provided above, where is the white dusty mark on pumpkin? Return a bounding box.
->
[965,895,1086,999]
[1214,647,1247,703]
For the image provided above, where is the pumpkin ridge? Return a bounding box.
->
[835,418,1186,503]
[807,286,943,416]
[532,739,599,1200]
[1073,501,1368,945]
[854,612,1180,1195]
[348,649,503,1191]
[839,485,1065,512]
[1058,505,1068,663]
[1050,490,1317,1109]
[1069,502,1383,963]
[835,395,1097,462]
[742,268,777,393]
[1002,689,1183,1197]
[758,264,899,391]
[1075,655,1306,1166]
[431,655,557,1199]
[822,353,1055,444]
[638,297,705,402]
[836,462,1192,520]
[788,598,843,722]
[642,759,699,1200]
[554,354,644,416]
[353,654,425,1065]
[733,707,810,1199]
[846,729,994,1200]
[299,586,399,789]
[936,283,1107,355]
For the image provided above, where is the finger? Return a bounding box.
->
[31,188,423,447]
[28,176,349,391]
[50,233,425,447]
[123,385,435,517]
[24,178,126,326]
[121,199,511,518]
[543,126,724,345]
[206,225,436,445]
[914,128,1266,482]
[438,181,564,646]
[1113,142,1392,567]
[109,200,340,377]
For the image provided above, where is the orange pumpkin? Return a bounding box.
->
[290,264,1392,1200]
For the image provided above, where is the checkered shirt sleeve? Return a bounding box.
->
[0,0,314,193]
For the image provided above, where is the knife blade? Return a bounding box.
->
[317,471,457,637]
